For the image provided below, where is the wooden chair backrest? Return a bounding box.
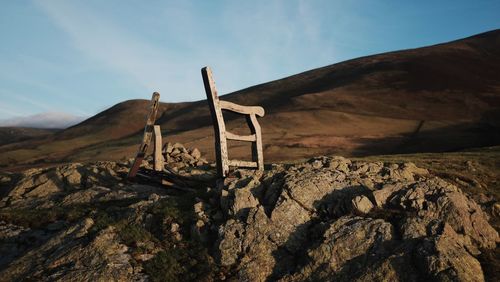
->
[202,67,229,176]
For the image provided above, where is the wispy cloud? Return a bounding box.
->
[0,112,86,128]
[0,103,29,117]
[34,0,339,99]
[35,0,184,96]
[0,89,53,118]
[11,93,53,112]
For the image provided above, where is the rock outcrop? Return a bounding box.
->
[0,153,498,281]
[0,146,216,281]
[214,157,499,281]
[160,142,208,170]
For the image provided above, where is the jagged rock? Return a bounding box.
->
[216,160,380,280]
[191,148,201,159]
[1,155,497,281]
[493,203,500,217]
[170,223,179,233]
[0,221,29,240]
[373,183,405,207]
[171,148,181,156]
[163,142,173,154]
[359,178,375,190]
[160,142,208,169]
[325,156,352,173]
[0,219,145,281]
[390,177,498,249]
[214,157,498,282]
[475,193,494,205]
[0,162,129,210]
[217,219,245,266]
[288,216,394,280]
[217,207,278,281]
[416,223,485,282]
[351,195,374,214]
[0,157,214,280]
[172,142,184,149]
[221,175,261,219]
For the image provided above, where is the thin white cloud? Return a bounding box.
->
[0,88,53,115]
[213,1,338,88]
[35,0,198,99]
[0,103,28,117]
[34,0,339,100]
[12,94,53,112]
[0,112,86,128]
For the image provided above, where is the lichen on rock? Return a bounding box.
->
[213,156,498,282]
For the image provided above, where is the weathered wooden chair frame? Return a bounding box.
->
[201,66,265,177]
[127,92,164,179]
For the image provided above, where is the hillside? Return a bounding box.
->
[1,29,499,170]
[0,127,58,146]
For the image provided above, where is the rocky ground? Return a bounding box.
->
[0,145,498,281]
[161,142,208,171]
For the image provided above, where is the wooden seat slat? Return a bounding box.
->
[226,132,257,141]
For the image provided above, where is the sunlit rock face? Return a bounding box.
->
[215,157,498,282]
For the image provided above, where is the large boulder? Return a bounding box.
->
[214,157,498,281]
[0,218,145,281]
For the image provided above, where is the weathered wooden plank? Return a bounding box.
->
[153,125,164,171]
[134,172,196,192]
[247,113,264,172]
[128,154,144,179]
[226,131,256,142]
[127,92,160,179]
[227,160,258,168]
[202,67,229,177]
[160,179,197,192]
[219,100,265,117]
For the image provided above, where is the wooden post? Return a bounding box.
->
[247,114,264,172]
[153,125,164,171]
[127,92,160,179]
[202,67,229,177]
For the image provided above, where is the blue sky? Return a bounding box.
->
[0,0,499,127]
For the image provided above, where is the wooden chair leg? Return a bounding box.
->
[247,114,264,172]
[128,92,160,179]
[255,132,264,172]
[202,67,230,177]
[216,136,230,177]
[153,125,164,171]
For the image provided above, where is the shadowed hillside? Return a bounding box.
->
[1,29,499,170]
[0,127,58,146]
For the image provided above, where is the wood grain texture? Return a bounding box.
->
[247,113,264,171]
[202,67,229,177]
[127,92,160,178]
[219,100,265,117]
[153,125,164,171]
[226,131,257,142]
[227,160,259,168]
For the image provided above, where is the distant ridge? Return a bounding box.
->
[0,112,86,129]
[0,127,58,147]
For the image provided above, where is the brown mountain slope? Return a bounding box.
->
[1,29,499,169]
[0,127,58,146]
